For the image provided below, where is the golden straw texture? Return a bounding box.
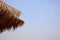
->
[0,1,24,33]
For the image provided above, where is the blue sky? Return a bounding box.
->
[0,0,60,40]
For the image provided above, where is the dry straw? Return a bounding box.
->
[0,1,24,33]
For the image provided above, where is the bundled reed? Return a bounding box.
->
[0,1,24,33]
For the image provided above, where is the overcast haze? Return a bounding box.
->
[0,0,60,40]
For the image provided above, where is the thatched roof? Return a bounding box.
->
[0,1,24,33]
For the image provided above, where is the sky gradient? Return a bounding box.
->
[0,0,60,40]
